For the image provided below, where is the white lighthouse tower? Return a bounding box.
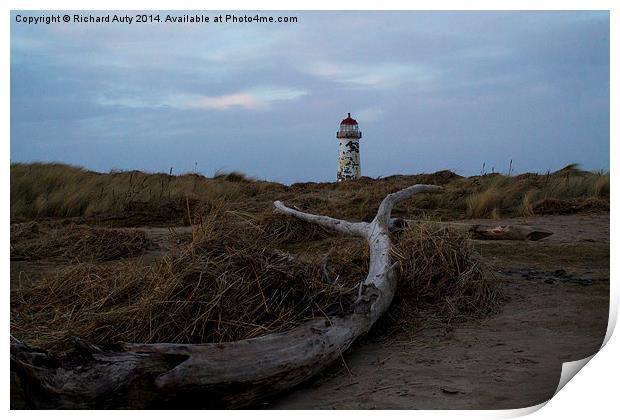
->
[336,113,362,182]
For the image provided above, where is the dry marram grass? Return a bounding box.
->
[11,222,153,262]
[11,163,609,224]
[11,209,499,352]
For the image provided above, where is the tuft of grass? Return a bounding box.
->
[376,222,501,336]
[213,170,255,183]
[593,173,610,197]
[555,163,584,174]
[519,189,538,217]
[466,188,501,218]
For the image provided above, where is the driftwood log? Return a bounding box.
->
[11,184,441,409]
[426,221,554,241]
[468,224,553,241]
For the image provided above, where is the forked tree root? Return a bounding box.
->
[10,184,441,409]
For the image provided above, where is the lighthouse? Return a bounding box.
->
[336,113,362,182]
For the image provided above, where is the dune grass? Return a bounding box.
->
[10,162,609,225]
[463,165,609,218]
[9,162,605,355]
[10,221,153,262]
[10,163,284,223]
[11,206,499,352]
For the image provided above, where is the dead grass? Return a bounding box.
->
[378,222,501,335]
[10,163,284,224]
[10,208,359,350]
[519,190,537,217]
[530,197,609,215]
[464,168,609,219]
[466,188,502,218]
[9,162,606,352]
[258,213,335,244]
[11,163,608,225]
[10,222,153,262]
[11,211,499,352]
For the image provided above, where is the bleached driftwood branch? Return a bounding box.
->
[11,184,441,409]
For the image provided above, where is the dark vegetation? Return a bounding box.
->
[11,162,609,225]
[10,162,607,353]
[10,221,153,262]
[11,211,498,353]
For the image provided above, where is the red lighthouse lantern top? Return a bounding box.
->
[340,113,358,125]
[337,113,362,139]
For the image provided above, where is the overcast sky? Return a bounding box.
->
[11,11,609,183]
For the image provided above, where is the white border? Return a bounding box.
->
[3,1,616,419]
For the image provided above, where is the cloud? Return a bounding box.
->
[96,87,308,111]
[305,61,438,89]
[174,93,260,110]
